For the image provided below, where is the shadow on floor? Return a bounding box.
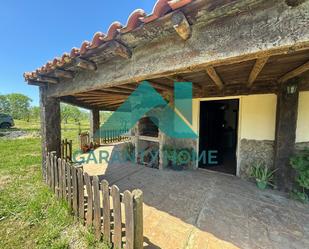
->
[83,144,309,249]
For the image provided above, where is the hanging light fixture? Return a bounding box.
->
[286,81,298,95]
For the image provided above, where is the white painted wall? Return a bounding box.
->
[296,91,309,143]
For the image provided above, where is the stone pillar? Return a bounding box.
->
[274,79,299,191]
[90,109,100,143]
[39,86,61,180]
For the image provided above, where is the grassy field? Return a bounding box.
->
[0,120,110,249]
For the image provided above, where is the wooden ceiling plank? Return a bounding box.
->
[116,84,138,91]
[148,81,173,92]
[167,75,203,91]
[206,66,224,90]
[247,57,269,87]
[279,60,309,83]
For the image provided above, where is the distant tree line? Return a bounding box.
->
[0,93,90,123]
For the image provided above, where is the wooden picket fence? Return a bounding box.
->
[46,152,143,249]
[100,129,130,144]
[61,139,73,161]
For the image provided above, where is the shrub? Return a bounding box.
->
[290,149,309,203]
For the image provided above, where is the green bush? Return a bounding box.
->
[290,149,309,203]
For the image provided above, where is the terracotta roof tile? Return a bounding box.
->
[80,41,91,55]
[24,0,193,82]
[70,47,80,58]
[105,21,123,41]
[120,9,146,33]
[89,32,106,49]
[168,0,193,10]
[142,0,172,24]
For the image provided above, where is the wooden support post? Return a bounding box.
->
[274,79,299,191]
[90,109,100,144]
[40,86,61,180]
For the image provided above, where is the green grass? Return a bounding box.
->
[0,121,109,249]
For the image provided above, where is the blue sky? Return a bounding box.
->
[0,0,157,106]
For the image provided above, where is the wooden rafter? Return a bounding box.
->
[279,60,309,83]
[75,58,97,71]
[116,84,138,91]
[82,98,124,104]
[206,66,224,90]
[37,76,59,84]
[97,89,131,96]
[247,57,269,87]
[171,11,191,41]
[54,69,74,79]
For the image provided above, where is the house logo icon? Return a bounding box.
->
[95,81,198,139]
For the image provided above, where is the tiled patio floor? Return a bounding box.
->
[82,145,309,249]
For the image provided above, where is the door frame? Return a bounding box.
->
[195,96,242,176]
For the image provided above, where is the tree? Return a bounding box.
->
[29,106,40,121]
[6,93,32,120]
[0,94,10,113]
[61,104,82,124]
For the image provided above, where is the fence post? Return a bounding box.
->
[61,160,67,199]
[54,156,58,195]
[67,162,72,210]
[77,168,85,223]
[84,173,93,227]
[92,176,101,240]
[58,158,63,199]
[133,189,143,249]
[111,185,122,249]
[101,180,111,243]
[46,152,50,185]
[69,140,73,161]
[72,166,79,216]
[124,190,134,249]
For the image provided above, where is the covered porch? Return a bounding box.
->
[82,144,309,249]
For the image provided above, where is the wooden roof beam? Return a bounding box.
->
[172,11,191,41]
[247,57,269,87]
[54,69,74,79]
[206,66,224,90]
[37,76,59,84]
[279,60,309,83]
[75,58,97,71]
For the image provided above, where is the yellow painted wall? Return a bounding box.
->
[296,91,309,143]
[240,94,277,140]
[193,94,277,141]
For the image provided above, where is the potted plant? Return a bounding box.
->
[250,162,277,190]
[290,149,309,203]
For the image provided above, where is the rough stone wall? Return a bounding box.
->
[238,139,275,179]
[159,132,198,169]
[295,142,309,152]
